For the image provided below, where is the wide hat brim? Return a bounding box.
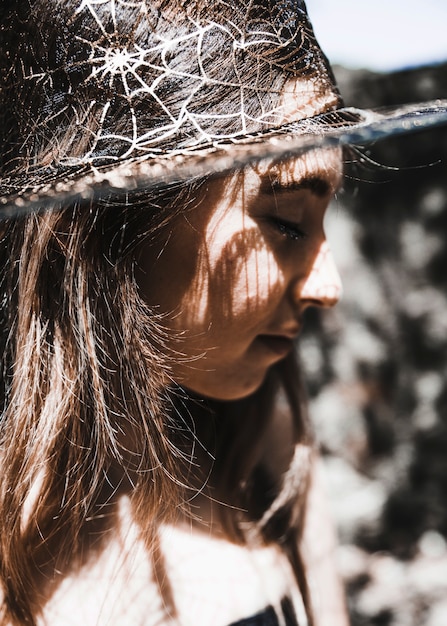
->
[2,100,447,218]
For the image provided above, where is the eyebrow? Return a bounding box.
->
[259,174,333,198]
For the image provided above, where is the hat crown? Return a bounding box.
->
[1,0,337,181]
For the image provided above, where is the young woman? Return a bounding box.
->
[3,1,444,625]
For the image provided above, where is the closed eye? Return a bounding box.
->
[269,217,307,242]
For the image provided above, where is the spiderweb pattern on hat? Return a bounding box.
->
[72,0,317,161]
[2,0,335,174]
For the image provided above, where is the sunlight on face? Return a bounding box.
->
[181,167,284,324]
[136,148,343,400]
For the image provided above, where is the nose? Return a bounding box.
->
[294,241,342,309]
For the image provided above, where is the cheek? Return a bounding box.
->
[229,239,284,317]
[176,226,285,328]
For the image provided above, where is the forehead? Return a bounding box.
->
[219,147,344,203]
[254,148,343,190]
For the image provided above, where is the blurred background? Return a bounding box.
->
[301,2,447,625]
[306,0,447,72]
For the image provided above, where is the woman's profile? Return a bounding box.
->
[1,1,446,625]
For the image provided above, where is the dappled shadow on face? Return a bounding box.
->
[175,149,343,335]
[178,214,285,329]
[134,149,343,398]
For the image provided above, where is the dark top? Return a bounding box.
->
[229,597,300,626]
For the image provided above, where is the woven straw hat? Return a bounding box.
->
[1,0,447,215]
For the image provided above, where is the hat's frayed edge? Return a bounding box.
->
[1,101,447,217]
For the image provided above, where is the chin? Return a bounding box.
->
[186,371,268,402]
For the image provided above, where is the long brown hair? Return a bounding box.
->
[0,188,314,625]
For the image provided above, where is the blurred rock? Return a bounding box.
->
[301,62,447,625]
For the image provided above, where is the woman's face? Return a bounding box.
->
[136,147,343,401]
[136,78,343,400]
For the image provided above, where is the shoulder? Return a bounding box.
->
[39,496,308,626]
[39,497,167,625]
[158,523,308,626]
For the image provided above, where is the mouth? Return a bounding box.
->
[256,334,296,357]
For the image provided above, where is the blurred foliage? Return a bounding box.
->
[301,62,447,625]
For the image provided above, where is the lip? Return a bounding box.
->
[256,334,295,357]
